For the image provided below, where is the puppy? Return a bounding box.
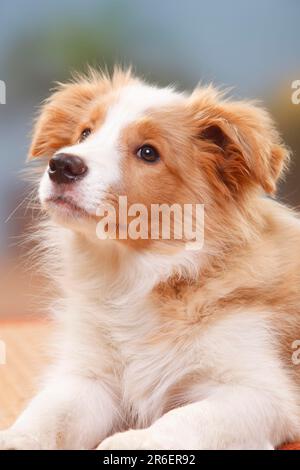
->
[0,68,300,449]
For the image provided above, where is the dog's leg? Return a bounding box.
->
[0,374,118,449]
[98,384,298,450]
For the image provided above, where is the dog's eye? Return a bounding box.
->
[136,145,160,163]
[79,128,92,143]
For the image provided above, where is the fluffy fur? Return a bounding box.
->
[0,68,300,450]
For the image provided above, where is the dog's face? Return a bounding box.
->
[30,69,288,249]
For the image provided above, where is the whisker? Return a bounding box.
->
[4,193,33,224]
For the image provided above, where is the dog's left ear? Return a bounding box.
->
[189,87,289,194]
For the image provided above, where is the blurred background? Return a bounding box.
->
[0,0,299,318]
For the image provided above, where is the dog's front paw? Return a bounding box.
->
[97,429,166,450]
[0,430,42,450]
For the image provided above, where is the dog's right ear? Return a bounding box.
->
[28,81,99,160]
[28,68,136,160]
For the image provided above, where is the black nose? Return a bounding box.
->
[48,153,88,184]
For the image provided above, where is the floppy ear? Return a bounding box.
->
[28,67,136,160]
[28,81,99,160]
[190,87,289,195]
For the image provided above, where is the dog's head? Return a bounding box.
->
[30,68,289,251]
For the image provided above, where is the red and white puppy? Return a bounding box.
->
[1,68,300,449]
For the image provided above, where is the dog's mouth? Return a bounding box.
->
[44,195,95,219]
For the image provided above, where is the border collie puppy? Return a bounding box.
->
[1,69,299,449]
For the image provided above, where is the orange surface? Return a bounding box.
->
[0,319,299,449]
[0,318,51,429]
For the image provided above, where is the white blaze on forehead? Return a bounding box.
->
[105,83,185,129]
[61,82,185,165]
[40,83,185,213]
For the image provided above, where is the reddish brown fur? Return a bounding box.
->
[28,70,300,444]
